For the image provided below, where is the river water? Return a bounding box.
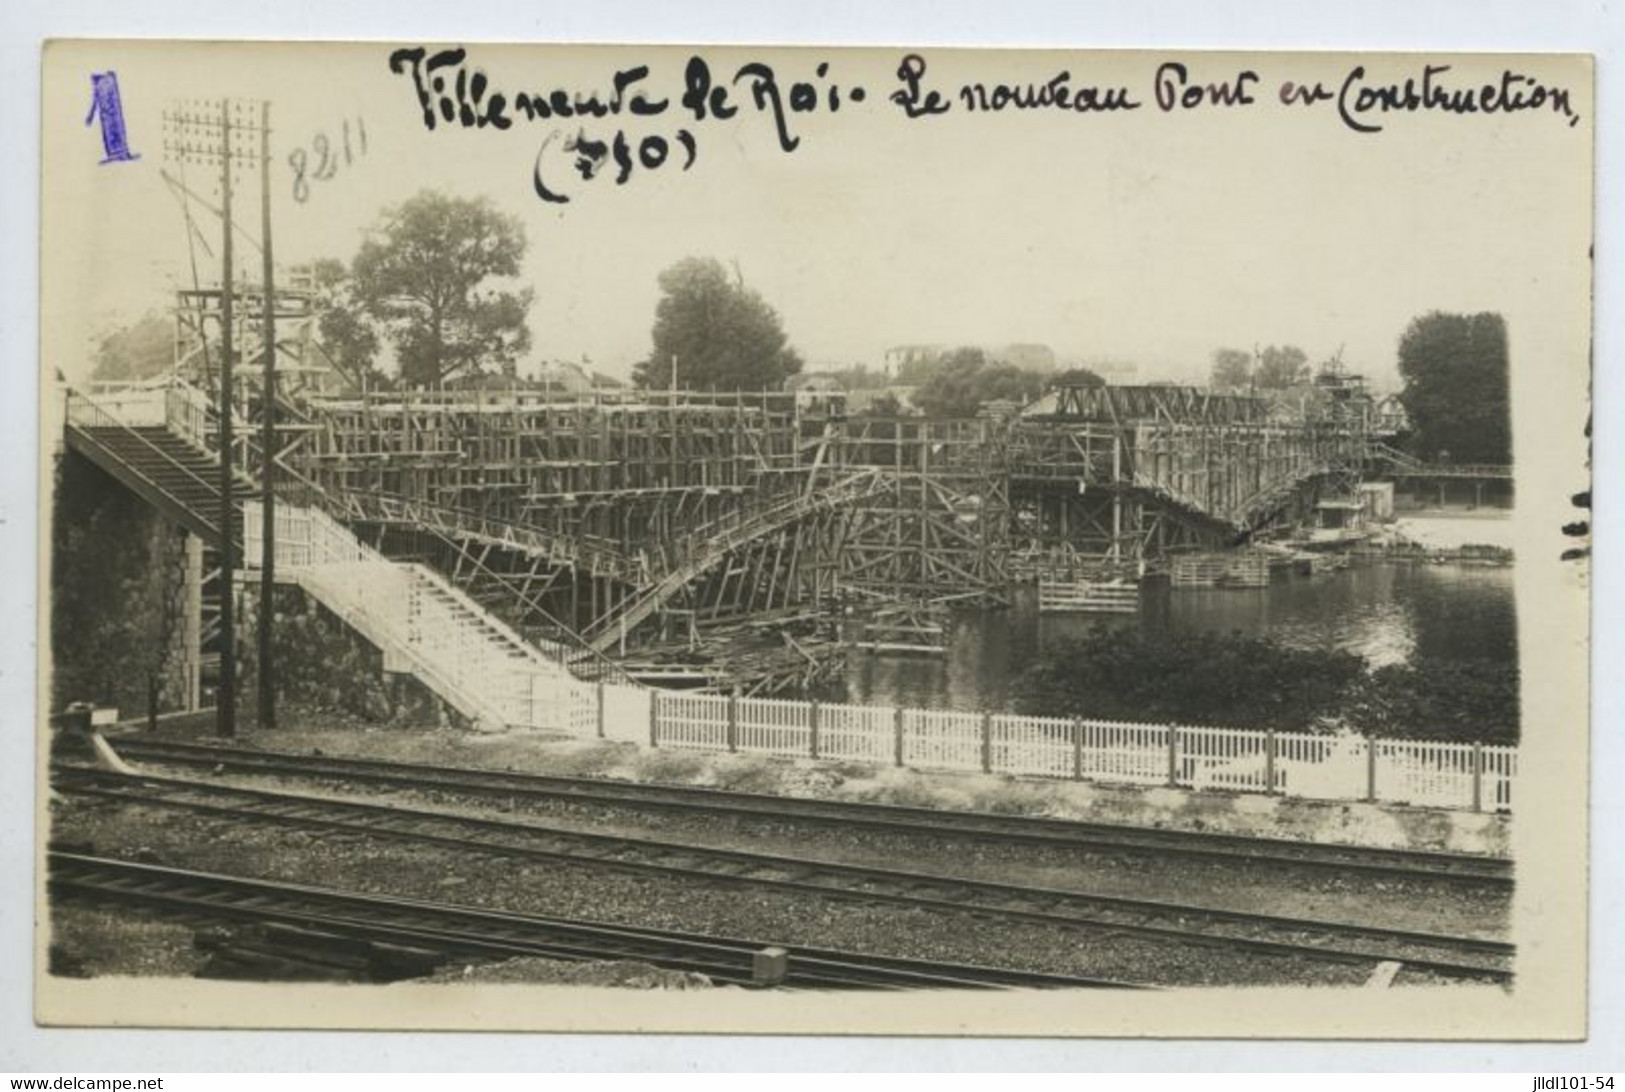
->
[841,522,1517,714]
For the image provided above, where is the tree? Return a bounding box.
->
[308,258,383,388]
[1048,366,1106,389]
[1255,345,1309,389]
[1344,658,1519,745]
[636,257,803,390]
[828,363,890,390]
[860,391,905,416]
[352,191,533,388]
[1396,311,1510,464]
[894,351,944,387]
[1209,348,1252,389]
[1016,627,1366,732]
[911,347,1046,418]
[92,311,175,382]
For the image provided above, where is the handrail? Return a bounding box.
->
[292,561,514,730]
[403,560,570,676]
[64,386,230,540]
[419,526,639,686]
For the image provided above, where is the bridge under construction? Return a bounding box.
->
[58,363,1507,704]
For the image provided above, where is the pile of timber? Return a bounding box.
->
[1036,577,1140,614]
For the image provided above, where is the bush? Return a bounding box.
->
[1345,658,1520,746]
[1017,627,1365,732]
[1017,627,1519,744]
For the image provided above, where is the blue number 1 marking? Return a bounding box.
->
[86,71,139,164]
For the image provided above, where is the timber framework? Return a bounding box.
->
[62,372,1420,696]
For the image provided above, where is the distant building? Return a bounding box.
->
[1375,394,1411,435]
[882,344,945,378]
[784,373,843,392]
[997,343,1057,372]
[784,372,847,413]
[532,360,626,394]
[847,386,919,415]
[1085,359,1139,383]
[443,370,530,392]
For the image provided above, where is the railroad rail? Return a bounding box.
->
[48,850,1128,990]
[54,764,1514,984]
[105,737,1514,886]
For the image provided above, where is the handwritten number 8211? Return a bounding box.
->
[289,117,367,203]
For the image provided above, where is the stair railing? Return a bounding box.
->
[420,525,640,687]
[63,384,231,540]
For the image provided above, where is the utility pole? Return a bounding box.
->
[257,99,277,730]
[217,97,238,739]
[164,98,262,739]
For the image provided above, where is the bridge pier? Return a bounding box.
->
[182,532,204,712]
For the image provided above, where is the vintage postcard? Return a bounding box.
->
[36,40,1592,1037]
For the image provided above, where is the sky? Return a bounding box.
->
[42,42,1594,390]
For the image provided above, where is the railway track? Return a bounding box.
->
[49,850,1130,990]
[102,736,1513,886]
[54,763,1515,983]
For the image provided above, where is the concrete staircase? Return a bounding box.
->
[246,501,597,735]
[63,412,242,548]
[61,382,599,735]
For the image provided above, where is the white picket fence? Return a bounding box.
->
[624,690,1516,812]
[238,503,1516,812]
[244,501,596,735]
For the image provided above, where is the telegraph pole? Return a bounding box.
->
[217,97,238,739]
[257,99,277,730]
[162,99,263,740]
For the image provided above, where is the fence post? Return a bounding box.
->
[1365,735,1378,803]
[1072,718,1084,781]
[893,707,906,768]
[1471,742,1484,813]
[808,700,821,760]
[595,681,606,740]
[726,694,739,753]
[981,711,993,774]
[1264,729,1277,794]
[1166,725,1179,787]
[649,690,660,749]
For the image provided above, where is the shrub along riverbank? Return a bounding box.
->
[1017,627,1518,746]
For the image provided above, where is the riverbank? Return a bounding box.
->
[1392,510,1516,551]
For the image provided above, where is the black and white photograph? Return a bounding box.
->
[33,40,1592,1037]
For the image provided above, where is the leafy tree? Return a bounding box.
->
[1344,658,1519,746]
[911,347,1045,418]
[1396,311,1510,463]
[1255,345,1309,389]
[1048,366,1107,389]
[352,191,533,388]
[1016,627,1519,743]
[1209,347,1253,389]
[309,258,383,387]
[894,351,945,387]
[1017,627,1366,732]
[636,257,803,390]
[828,363,891,390]
[864,391,906,416]
[92,311,174,382]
